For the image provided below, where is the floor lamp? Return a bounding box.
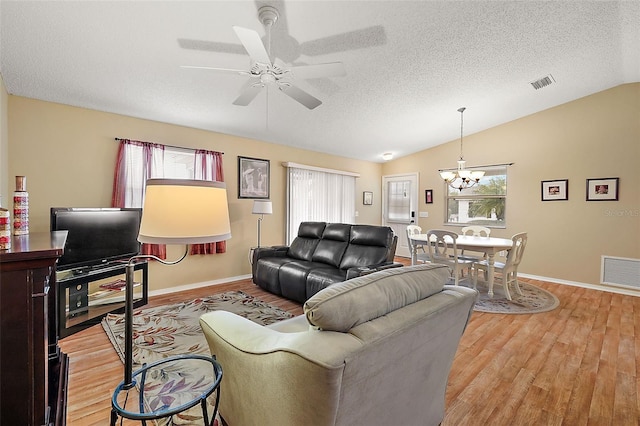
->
[119,179,231,389]
[251,200,272,248]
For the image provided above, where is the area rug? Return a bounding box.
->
[102,290,293,425]
[468,280,559,314]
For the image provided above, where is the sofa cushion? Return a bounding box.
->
[303,264,450,332]
[339,225,394,269]
[288,222,326,261]
[253,257,296,295]
[279,261,336,302]
[306,268,349,299]
[349,225,393,247]
[311,224,350,267]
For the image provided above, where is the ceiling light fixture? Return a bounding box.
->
[382,152,393,161]
[439,107,485,191]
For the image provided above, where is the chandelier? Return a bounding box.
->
[439,107,485,190]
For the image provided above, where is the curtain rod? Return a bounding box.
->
[114,138,224,155]
[438,162,514,172]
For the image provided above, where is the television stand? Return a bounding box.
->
[56,262,148,338]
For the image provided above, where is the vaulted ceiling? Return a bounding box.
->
[1,1,638,162]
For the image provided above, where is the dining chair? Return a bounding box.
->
[460,225,491,237]
[459,225,492,270]
[406,225,430,265]
[475,232,528,300]
[425,229,476,286]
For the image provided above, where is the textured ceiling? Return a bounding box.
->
[1,1,638,162]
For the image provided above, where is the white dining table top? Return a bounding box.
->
[410,233,513,250]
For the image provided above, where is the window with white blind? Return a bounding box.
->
[285,163,358,244]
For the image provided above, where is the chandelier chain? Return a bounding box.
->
[458,106,466,160]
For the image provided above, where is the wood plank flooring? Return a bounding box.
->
[58,270,640,425]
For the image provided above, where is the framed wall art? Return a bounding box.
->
[586,177,619,201]
[238,156,270,199]
[541,179,568,201]
[363,191,373,205]
[425,189,433,204]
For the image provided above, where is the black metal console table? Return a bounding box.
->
[111,354,223,426]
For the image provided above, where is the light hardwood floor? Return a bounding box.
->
[58,268,640,425]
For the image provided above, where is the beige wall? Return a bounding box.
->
[383,83,640,286]
[5,84,639,291]
[6,96,381,291]
[0,74,8,206]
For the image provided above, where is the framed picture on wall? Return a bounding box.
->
[238,156,270,199]
[363,191,373,205]
[541,179,568,201]
[586,177,619,201]
[425,189,433,204]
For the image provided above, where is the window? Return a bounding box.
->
[285,163,357,244]
[112,139,226,256]
[445,165,507,227]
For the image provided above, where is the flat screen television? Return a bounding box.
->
[50,207,142,272]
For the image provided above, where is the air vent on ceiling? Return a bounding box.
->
[530,74,555,90]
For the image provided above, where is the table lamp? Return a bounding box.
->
[251,200,272,247]
[120,179,231,389]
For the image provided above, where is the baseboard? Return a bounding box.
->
[148,274,253,298]
[518,273,640,297]
[148,271,640,299]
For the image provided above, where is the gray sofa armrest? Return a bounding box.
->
[345,262,404,280]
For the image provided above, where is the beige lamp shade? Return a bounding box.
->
[138,179,232,245]
[252,200,273,215]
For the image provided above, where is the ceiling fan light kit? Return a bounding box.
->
[440,107,485,191]
[181,5,345,110]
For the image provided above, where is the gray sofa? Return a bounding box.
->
[252,221,400,303]
[200,264,478,426]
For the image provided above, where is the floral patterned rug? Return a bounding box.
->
[102,290,293,425]
[469,279,559,314]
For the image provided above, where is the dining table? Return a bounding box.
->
[409,233,514,298]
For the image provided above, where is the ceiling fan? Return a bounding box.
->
[181,6,346,110]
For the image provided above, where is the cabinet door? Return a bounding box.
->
[0,267,49,425]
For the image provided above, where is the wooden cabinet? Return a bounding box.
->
[0,232,67,426]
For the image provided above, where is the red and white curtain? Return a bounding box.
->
[112,139,226,258]
[191,149,226,255]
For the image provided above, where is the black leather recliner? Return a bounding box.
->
[252,222,401,303]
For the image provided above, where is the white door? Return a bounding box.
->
[382,173,419,258]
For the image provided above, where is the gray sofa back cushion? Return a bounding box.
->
[311,223,350,267]
[288,222,327,261]
[304,264,450,332]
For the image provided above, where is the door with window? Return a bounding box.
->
[382,173,419,258]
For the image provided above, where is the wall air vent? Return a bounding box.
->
[601,256,640,288]
[530,74,555,90]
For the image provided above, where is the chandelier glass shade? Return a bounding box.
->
[439,107,485,190]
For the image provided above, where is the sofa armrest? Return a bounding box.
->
[254,245,289,260]
[345,262,404,279]
[252,245,289,276]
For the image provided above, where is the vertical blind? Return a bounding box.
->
[285,164,357,244]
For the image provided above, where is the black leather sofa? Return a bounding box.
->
[252,221,401,303]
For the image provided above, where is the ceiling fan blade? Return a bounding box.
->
[279,84,322,110]
[233,26,271,65]
[180,65,249,76]
[300,25,387,56]
[233,79,263,106]
[177,38,246,55]
[289,62,346,80]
